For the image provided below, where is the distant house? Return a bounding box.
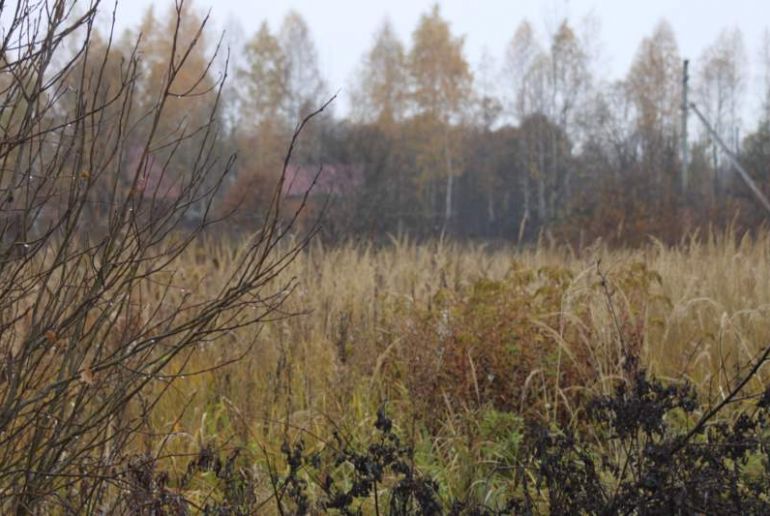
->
[280,163,364,231]
[281,163,364,198]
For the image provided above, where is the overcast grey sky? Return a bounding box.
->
[111,0,770,124]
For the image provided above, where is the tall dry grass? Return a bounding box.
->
[148,231,770,465]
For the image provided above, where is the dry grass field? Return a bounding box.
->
[9,0,770,510]
[136,230,770,510]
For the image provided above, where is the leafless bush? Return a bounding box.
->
[0,0,325,511]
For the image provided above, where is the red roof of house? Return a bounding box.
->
[281,164,364,198]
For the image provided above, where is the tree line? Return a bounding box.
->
[88,3,770,244]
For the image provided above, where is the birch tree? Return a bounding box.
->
[225,21,288,217]
[351,19,408,125]
[626,20,681,192]
[695,27,747,191]
[504,20,545,223]
[278,10,326,125]
[408,4,472,230]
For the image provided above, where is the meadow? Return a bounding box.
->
[139,230,770,512]
[6,1,770,510]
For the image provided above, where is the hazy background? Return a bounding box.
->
[110,0,770,121]
[68,0,770,245]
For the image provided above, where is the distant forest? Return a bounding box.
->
[80,3,770,244]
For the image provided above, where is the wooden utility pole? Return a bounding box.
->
[690,102,770,215]
[681,59,689,193]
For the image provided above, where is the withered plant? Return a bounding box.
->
[0,0,328,512]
